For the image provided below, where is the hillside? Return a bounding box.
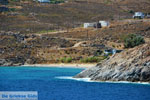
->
[0,19,150,66]
[0,0,150,34]
[75,43,150,82]
[0,0,150,66]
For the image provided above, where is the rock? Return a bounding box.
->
[74,43,150,82]
[0,59,13,66]
[0,56,25,66]
[0,59,7,66]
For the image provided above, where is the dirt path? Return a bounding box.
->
[73,41,86,47]
[145,38,150,43]
[50,41,87,50]
[35,30,67,36]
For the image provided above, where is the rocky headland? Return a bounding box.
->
[74,43,150,82]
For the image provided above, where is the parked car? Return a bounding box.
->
[133,12,145,19]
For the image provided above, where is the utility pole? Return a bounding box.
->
[87,29,88,40]
[57,23,59,32]
[47,27,48,35]
[67,22,69,33]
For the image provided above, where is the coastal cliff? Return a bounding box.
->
[74,43,150,82]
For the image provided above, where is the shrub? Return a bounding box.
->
[112,44,115,48]
[124,34,145,48]
[50,0,64,4]
[129,10,134,14]
[9,8,16,12]
[60,57,72,63]
[65,57,72,63]
[80,57,103,63]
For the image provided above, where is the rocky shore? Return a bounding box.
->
[74,43,150,82]
[0,57,25,66]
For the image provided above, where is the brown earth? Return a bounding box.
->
[1,0,150,34]
[0,18,150,65]
[0,0,150,66]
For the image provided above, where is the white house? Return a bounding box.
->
[133,12,145,19]
[37,0,50,3]
[104,49,122,55]
[83,21,109,28]
[83,22,97,28]
[99,21,109,27]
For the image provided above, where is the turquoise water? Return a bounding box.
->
[0,66,150,100]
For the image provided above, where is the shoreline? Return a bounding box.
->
[56,76,150,85]
[22,63,96,68]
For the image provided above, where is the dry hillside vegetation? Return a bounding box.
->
[1,0,150,34]
[0,0,150,65]
[0,19,150,65]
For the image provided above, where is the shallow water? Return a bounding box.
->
[0,66,150,100]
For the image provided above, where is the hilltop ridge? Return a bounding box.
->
[0,0,150,33]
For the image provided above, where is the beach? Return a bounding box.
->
[22,63,96,68]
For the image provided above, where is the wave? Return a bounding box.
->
[102,81,150,85]
[55,76,150,85]
[55,76,91,82]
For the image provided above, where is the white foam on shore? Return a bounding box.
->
[55,76,91,82]
[55,76,150,85]
[102,81,150,85]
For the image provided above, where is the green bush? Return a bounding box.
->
[60,57,72,63]
[50,0,64,4]
[124,34,145,48]
[80,57,103,63]
[129,10,134,14]
[9,8,16,12]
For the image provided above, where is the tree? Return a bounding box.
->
[124,34,145,48]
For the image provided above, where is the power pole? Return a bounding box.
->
[87,29,88,40]
[67,22,69,33]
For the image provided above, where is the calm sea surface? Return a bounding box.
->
[0,66,150,100]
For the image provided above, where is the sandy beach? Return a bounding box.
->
[22,63,96,68]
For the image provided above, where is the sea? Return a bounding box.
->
[0,66,150,100]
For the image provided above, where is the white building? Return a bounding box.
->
[83,23,97,28]
[83,21,109,28]
[37,0,50,3]
[99,21,110,27]
[133,12,145,19]
[104,49,122,55]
